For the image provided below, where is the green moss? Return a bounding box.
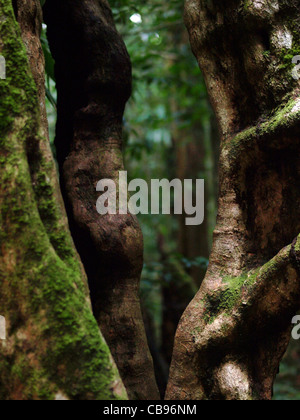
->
[228,95,300,161]
[243,0,251,10]
[32,166,77,264]
[203,270,259,324]
[0,3,37,137]
[263,50,271,58]
[279,48,300,71]
[295,235,300,253]
[0,0,125,400]
[277,20,300,71]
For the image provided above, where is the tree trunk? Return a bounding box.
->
[43,0,159,400]
[0,0,126,400]
[160,28,211,368]
[167,0,300,400]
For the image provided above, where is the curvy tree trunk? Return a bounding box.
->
[0,0,125,400]
[167,0,300,400]
[160,28,211,368]
[43,0,159,400]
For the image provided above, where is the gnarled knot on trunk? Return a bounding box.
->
[168,236,300,399]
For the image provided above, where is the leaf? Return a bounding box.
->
[41,37,55,82]
[46,87,57,110]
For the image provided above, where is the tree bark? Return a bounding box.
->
[0,0,126,400]
[161,247,198,366]
[43,0,159,400]
[167,0,300,400]
[159,29,209,369]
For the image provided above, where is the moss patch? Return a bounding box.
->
[0,0,125,400]
[203,270,259,324]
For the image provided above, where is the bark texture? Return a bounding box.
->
[159,238,197,366]
[43,0,159,400]
[0,0,126,400]
[167,0,300,400]
[12,0,48,143]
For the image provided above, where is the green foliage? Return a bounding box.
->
[41,32,55,83]
[40,25,56,110]
[273,336,300,400]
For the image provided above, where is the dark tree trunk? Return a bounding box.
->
[167,0,300,400]
[43,0,159,400]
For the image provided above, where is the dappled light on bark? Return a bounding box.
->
[166,0,300,400]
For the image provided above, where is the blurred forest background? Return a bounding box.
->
[41,0,300,400]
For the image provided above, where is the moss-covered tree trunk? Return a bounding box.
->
[0,0,126,400]
[166,0,300,400]
[43,0,159,400]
